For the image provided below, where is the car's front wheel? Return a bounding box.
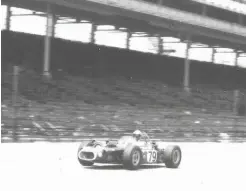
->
[77,141,94,167]
[163,145,181,168]
[123,144,142,170]
[78,158,94,166]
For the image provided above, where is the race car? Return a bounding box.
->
[77,130,182,170]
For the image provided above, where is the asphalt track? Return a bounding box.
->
[1,142,246,191]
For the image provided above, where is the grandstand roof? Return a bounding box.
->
[191,0,246,15]
[2,0,246,52]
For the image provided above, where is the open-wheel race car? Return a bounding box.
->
[77,130,182,170]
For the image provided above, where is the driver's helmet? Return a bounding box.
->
[133,130,142,141]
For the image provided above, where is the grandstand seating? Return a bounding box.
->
[2,66,246,142]
[1,31,246,142]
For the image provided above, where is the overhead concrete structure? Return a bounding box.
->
[191,0,246,15]
[2,0,246,92]
[3,0,246,48]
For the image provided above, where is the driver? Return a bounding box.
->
[133,130,142,141]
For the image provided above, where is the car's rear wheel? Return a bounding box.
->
[163,145,181,168]
[123,144,142,170]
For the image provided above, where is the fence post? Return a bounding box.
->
[233,89,239,115]
[12,65,19,142]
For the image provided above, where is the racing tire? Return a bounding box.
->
[123,144,142,170]
[77,141,94,167]
[78,158,94,166]
[163,145,181,168]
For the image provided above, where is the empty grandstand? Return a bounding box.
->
[1,0,246,142]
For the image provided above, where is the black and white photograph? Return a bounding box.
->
[1,0,246,191]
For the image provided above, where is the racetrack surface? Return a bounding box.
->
[1,142,245,191]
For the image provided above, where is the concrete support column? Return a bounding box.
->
[238,14,243,25]
[202,4,207,16]
[12,66,19,141]
[211,48,216,63]
[43,4,54,79]
[233,52,239,114]
[6,5,12,30]
[233,89,240,114]
[234,52,239,66]
[183,37,191,93]
[51,15,56,38]
[158,36,163,55]
[90,23,96,44]
[126,30,131,49]
[158,0,163,5]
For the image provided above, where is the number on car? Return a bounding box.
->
[144,150,157,163]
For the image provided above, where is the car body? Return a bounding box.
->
[77,131,182,170]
